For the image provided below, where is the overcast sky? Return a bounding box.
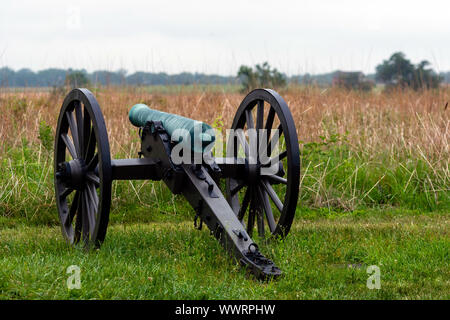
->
[1,0,449,75]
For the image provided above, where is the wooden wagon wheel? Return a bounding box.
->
[54,88,112,248]
[226,89,300,238]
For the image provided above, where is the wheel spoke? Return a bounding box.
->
[256,207,265,238]
[74,193,82,243]
[258,184,276,232]
[256,100,265,161]
[230,181,245,196]
[83,107,92,160]
[261,179,284,213]
[277,150,288,161]
[81,191,90,244]
[87,183,99,209]
[60,187,74,199]
[236,130,249,158]
[255,187,265,238]
[61,134,77,159]
[263,150,288,168]
[61,191,75,226]
[84,126,96,162]
[262,107,276,160]
[74,101,84,154]
[65,191,80,226]
[66,111,81,157]
[267,124,283,157]
[266,174,287,185]
[84,190,96,235]
[87,153,98,171]
[245,108,254,129]
[237,187,251,221]
[86,172,100,186]
[256,100,264,130]
[86,184,99,236]
[265,107,275,131]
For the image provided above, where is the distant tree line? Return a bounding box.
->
[237,52,444,92]
[0,67,237,87]
[1,52,448,89]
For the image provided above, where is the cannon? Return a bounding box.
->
[54,88,300,280]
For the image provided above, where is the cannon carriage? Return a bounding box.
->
[54,88,300,279]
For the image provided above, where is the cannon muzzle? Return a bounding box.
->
[129,104,215,153]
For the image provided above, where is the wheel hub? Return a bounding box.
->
[246,160,261,183]
[247,160,285,182]
[56,159,87,190]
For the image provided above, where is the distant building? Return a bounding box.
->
[332,71,374,91]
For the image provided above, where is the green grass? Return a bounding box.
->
[0,209,448,299]
[1,132,448,224]
[0,113,448,299]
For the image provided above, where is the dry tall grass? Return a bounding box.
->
[1,86,448,161]
[0,86,449,218]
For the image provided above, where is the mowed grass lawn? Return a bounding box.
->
[0,208,448,300]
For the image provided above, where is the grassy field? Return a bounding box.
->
[0,85,448,299]
[0,209,448,299]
